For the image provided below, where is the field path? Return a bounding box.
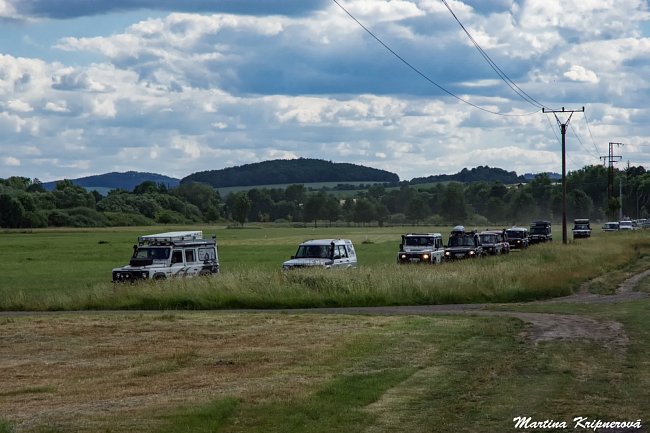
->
[281,269,650,350]
[2,270,648,349]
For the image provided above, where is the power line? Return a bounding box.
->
[582,112,602,157]
[330,0,540,117]
[569,123,600,160]
[439,0,549,110]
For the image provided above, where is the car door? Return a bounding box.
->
[183,248,201,276]
[333,245,350,268]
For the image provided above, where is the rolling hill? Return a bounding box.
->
[42,171,180,192]
[182,158,400,188]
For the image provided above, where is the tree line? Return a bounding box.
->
[1,164,649,229]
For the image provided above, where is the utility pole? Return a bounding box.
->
[600,142,623,220]
[543,106,585,244]
[600,142,623,202]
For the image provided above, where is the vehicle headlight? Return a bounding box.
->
[469,250,475,256]
[422,254,429,260]
[445,251,450,256]
[400,254,407,259]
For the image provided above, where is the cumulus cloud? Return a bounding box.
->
[563,65,599,83]
[1,1,650,181]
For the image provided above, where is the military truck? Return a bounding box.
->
[112,231,219,282]
[397,233,444,264]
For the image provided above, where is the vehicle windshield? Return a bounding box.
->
[405,236,435,246]
[506,230,524,239]
[448,236,475,247]
[479,234,497,244]
[574,224,590,230]
[294,244,332,259]
[620,221,633,227]
[530,227,548,234]
[133,247,171,261]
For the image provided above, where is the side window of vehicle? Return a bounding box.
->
[346,244,356,258]
[198,247,215,262]
[171,250,183,264]
[185,249,195,263]
[337,245,348,258]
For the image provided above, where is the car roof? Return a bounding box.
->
[404,233,442,237]
[299,239,352,245]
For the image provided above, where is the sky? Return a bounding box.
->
[1,0,650,183]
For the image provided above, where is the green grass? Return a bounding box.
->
[146,308,650,433]
[2,227,650,310]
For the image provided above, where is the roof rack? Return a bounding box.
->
[138,231,203,246]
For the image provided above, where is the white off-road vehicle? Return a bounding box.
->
[397,233,444,264]
[112,231,219,282]
[282,239,357,270]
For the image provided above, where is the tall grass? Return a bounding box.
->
[3,232,648,311]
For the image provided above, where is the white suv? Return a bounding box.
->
[112,231,219,282]
[282,239,357,270]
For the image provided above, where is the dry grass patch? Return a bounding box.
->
[0,312,416,433]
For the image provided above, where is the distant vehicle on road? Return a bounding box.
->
[505,227,529,249]
[479,230,509,255]
[529,220,552,244]
[602,222,620,232]
[572,218,592,239]
[397,233,445,264]
[619,220,635,231]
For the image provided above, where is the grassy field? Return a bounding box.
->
[1,226,650,310]
[1,227,649,432]
[0,303,648,433]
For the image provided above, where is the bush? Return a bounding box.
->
[67,207,109,227]
[47,210,74,227]
[21,210,48,228]
[156,210,185,224]
[104,212,154,226]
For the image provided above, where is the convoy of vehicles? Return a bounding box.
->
[572,218,592,238]
[112,231,219,282]
[397,233,444,264]
[113,218,645,281]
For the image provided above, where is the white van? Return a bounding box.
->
[282,239,357,270]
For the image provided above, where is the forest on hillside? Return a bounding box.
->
[182,158,400,187]
[410,166,526,185]
[1,165,649,229]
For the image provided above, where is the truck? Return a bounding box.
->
[529,220,552,244]
[572,218,592,238]
[397,233,444,264]
[112,231,219,282]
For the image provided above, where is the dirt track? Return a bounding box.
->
[283,269,650,351]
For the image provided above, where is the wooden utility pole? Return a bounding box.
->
[542,107,585,244]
